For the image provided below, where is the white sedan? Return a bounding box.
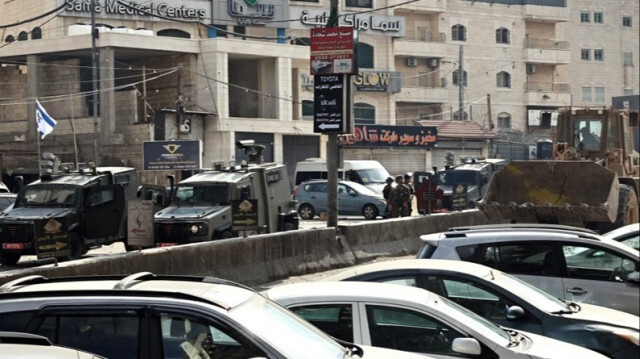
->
[263,281,608,359]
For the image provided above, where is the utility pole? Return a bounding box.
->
[458,45,464,121]
[326,0,339,228]
[91,0,100,165]
[176,63,184,139]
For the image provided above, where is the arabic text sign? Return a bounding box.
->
[35,217,70,259]
[143,140,202,171]
[292,8,405,37]
[314,75,347,134]
[310,27,355,75]
[232,199,259,229]
[340,125,438,147]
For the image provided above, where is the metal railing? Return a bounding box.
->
[402,31,446,43]
[525,81,570,92]
[402,71,447,88]
[524,37,569,50]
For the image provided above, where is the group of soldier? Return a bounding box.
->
[382,173,414,218]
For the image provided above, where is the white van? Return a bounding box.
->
[294,158,390,195]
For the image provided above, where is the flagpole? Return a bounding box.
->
[35,99,42,177]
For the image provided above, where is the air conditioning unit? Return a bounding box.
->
[406,57,418,67]
[427,58,439,68]
[526,64,536,74]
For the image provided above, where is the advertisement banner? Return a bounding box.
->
[340,125,437,148]
[143,140,202,171]
[310,27,355,76]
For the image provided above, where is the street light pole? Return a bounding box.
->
[91,1,100,165]
[326,0,339,228]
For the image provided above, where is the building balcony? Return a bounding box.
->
[522,3,569,22]
[394,33,448,58]
[524,38,570,64]
[525,81,571,106]
[397,76,449,103]
[396,0,447,13]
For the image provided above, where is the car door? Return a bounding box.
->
[560,242,640,315]
[84,185,125,240]
[338,183,360,215]
[287,303,358,344]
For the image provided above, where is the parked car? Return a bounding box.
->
[603,223,640,250]
[0,272,430,359]
[294,179,387,220]
[325,259,640,359]
[263,281,609,359]
[416,226,640,315]
[0,331,103,358]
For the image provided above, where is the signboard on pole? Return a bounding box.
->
[142,140,202,171]
[35,218,70,259]
[127,199,155,248]
[310,27,356,75]
[314,74,347,133]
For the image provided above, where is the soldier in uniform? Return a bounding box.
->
[382,176,394,218]
[404,173,415,216]
[389,175,411,218]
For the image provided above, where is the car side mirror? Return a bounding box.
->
[626,271,640,283]
[155,194,164,205]
[451,337,481,355]
[506,305,525,321]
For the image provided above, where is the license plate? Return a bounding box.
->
[2,243,24,250]
[157,243,177,247]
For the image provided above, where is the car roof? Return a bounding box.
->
[448,223,598,234]
[263,281,435,306]
[420,228,639,256]
[325,259,495,281]
[0,332,102,358]
[0,272,255,310]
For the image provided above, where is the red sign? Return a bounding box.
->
[310,27,355,75]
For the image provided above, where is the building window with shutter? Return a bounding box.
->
[452,24,466,42]
[581,11,590,23]
[495,28,510,44]
[581,49,590,60]
[496,72,511,88]
[594,49,604,61]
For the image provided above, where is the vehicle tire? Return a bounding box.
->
[362,204,379,220]
[219,230,235,239]
[0,252,21,266]
[64,232,84,261]
[298,204,315,220]
[601,184,639,233]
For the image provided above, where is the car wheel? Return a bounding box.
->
[0,251,21,266]
[363,204,378,220]
[298,204,315,220]
[64,232,84,261]
[219,230,235,239]
[283,221,298,231]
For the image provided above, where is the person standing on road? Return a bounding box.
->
[382,176,394,218]
[404,173,415,216]
[389,175,411,218]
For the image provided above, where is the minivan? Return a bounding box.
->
[294,158,390,195]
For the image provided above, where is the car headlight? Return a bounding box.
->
[185,222,208,236]
[589,324,640,346]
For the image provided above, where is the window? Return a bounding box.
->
[594,49,604,61]
[459,242,558,276]
[31,27,42,40]
[211,24,227,38]
[4,35,14,43]
[582,87,592,102]
[302,100,313,120]
[291,37,310,46]
[594,12,603,23]
[358,43,374,69]
[497,113,511,129]
[159,313,265,359]
[581,48,590,60]
[562,244,636,282]
[354,103,375,125]
[451,24,466,41]
[17,31,28,41]
[452,70,468,86]
[439,278,520,321]
[580,11,590,23]
[365,305,464,355]
[594,87,605,103]
[157,29,190,38]
[496,72,511,88]
[346,0,372,8]
[233,26,246,39]
[623,52,633,65]
[495,27,510,44]
[623,15,632,27]
[289,304,354,343]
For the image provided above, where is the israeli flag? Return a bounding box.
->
[35,99,57,139]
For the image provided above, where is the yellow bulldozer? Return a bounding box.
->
[478,107,639,232]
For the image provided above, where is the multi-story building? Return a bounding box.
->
[0,0,637,188]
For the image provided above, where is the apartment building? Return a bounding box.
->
[0,0,637,186]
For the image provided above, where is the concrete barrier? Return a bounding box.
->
[0,210,492,286]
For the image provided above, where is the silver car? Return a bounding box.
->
[264,281,609,359]
[326,259,640,359]
[0,272,430,359]
[417,226,640,315]
[294,180,387,220]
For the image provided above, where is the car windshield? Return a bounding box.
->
[230,294,347,358]
[17,185,79,208]
[433,294,510,343]
[173,184,231,205]
[493,271,570,313]
[354,168,390,184]
[437,171,478,186]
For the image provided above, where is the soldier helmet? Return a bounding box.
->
[404,172,413,180]
[385,176,394,183]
